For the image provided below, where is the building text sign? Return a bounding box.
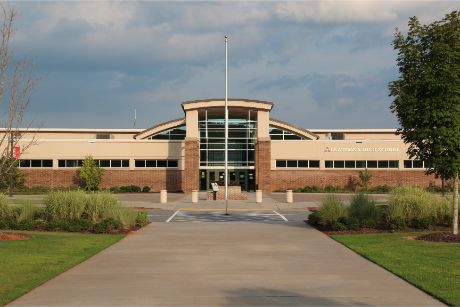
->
[324,147,399,153]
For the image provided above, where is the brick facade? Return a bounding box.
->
[255,139,271,192]
[182,139,199,193]
[270,170,441,192]
[20,169,182,192]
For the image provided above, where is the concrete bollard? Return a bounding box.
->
[286,189,293,203]
[256,190,262,204]
[160,189,167,204]
[192,190,198,203]
[256,190,263,203]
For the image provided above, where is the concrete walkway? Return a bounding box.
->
[10,220,442,306]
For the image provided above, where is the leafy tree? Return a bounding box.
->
[389,11,460,234]
[357,169,372,191]
[79,156,104,191]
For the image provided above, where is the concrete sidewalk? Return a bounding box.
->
[10,221,442,306]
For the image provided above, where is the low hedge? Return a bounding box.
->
[308,188,453,231]
[0,192,149,233]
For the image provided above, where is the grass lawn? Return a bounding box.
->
[332,232,460,306]
[0,231,124,305]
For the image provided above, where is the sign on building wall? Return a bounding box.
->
[13,146,20,159]
[324,147,400,152]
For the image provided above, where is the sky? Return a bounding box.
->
[7,1,459,129]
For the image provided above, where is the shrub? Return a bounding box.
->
[317,195,348,229]
[0,194,11,219]
[307,211,321,226]
[79,156,104,191]
[85,192,118,224]
[135,211,148,227]
[45,190,87,220]
[15,203,38,222]
[142,186,151,193]
[369,185,392,193]
[385,186,451,229]
[93,218,122,234]
[358,169,372,191]
[348,193,377,222]
[120,185,142,193]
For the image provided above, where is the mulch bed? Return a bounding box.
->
[0,233,31,241]
[416,232,460,243]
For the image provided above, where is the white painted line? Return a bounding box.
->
[273,211,288,222]
[166,210,180,223]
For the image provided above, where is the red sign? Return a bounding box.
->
[13,146,20,159]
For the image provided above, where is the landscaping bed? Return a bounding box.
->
[417,232,460,243]
[0,232,30,241]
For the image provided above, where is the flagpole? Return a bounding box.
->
[224,34,229,215]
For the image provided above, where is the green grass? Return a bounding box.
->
[332,232,460,306]
[6,198,43,206]
[0,231,124,305]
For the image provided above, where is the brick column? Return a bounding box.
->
[255,139,271,192]
[182,138,199,193]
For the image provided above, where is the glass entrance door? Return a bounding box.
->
[201,169,254,191]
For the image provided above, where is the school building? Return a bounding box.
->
[10,99,440,192]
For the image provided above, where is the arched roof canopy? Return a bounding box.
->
[181,98,273,112]
[134,118,185,140]
[270,118,319,140]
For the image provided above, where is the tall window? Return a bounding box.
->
[148,125,186,140]
[199,108,257,167]
[269,126,304,140]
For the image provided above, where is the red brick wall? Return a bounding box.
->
[270,170,441,192]
[182,139,199,193]
[20,169,183,192]
[255,140,271,192]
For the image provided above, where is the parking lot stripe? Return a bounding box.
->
[166,210,180,222]
[273,211,288,221]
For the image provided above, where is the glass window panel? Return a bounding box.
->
[42,160,53,167]
[157,160,167,167]
[345,160,356,168]
[151,134,169,140]
[77,160,83,167]
[389,160,399,168]
[135,160,145,167]
[270,134,283,140]
[31,160,42,167]
[287,160,297,167]
[20,160,31,167]
[111,160,122,167]
[269,128,284,135]
[99,160,110,167]
[58,160,65,168]
[309,160,320,168]
[413,160,424,168]
[67,160,77,167]
[146,160,156,167]
[169,134,185,140]
[367,160,377,168]
[356,160,366,168]
[325,160,333,168]
[276,160,287,168]
[334,161,345,168]
[284,134,302,140]
[298,160,309,168]
[404,160,412,168]
[167,160,178,168]
[121,160,129,167]
[378,160,389,168]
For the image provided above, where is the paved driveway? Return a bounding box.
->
[10,218,442,306]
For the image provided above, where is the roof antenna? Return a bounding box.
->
[133,108,137,128]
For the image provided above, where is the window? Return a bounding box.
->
[57,160,83,168]
[269,126,304,140]
[323,160,399,169]
[404,160,424,168]
[134,159,179,168]
[276,160,320,168]
[331,132,345,140]
[19,159,53,168]
[58,159,129,168]
[95,133,111,139]
[148,125,186,140]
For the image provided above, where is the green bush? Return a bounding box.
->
[142,186,151,193]
[348,193,377,222]
[45,190,87,220]
[85,192,118,224]
[385,186,450,229]
[0,194,11,219]
[317,195,348,230]
[135,211,148,227]
[93,218,122,234]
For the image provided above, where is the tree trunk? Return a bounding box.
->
[454,173,458,235]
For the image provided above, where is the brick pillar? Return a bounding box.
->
[182,138,199,193]
[255,139,271,192]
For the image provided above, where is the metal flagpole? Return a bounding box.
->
[224,34,229,215]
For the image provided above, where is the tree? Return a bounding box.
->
[389,11,460,234]
[0,4,38,196]
[79,156,104,191]
[358,169,372,192]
